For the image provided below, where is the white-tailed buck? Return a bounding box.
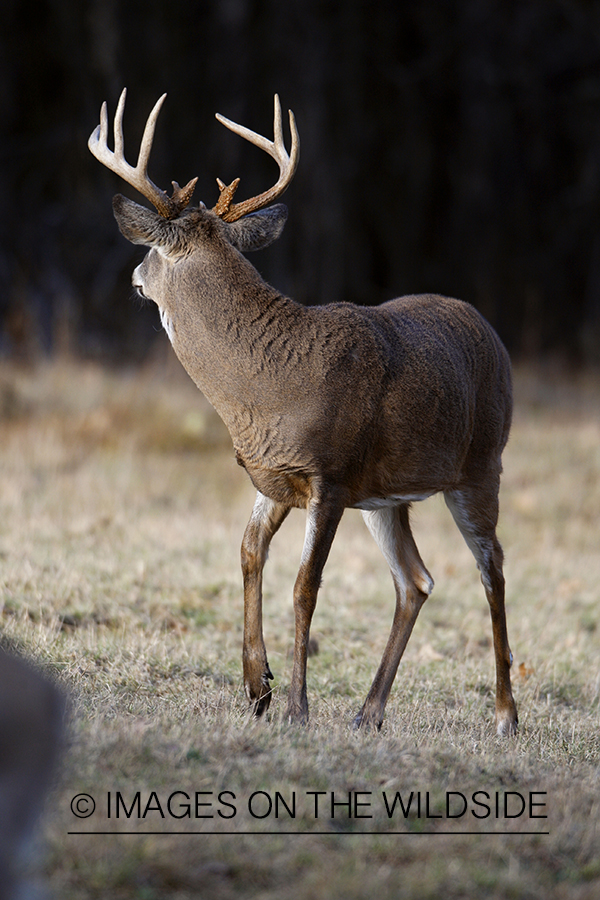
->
[89,90,518,735]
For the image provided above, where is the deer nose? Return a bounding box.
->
[132,264,146,295]
[132,279,146,299]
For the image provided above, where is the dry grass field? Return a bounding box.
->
[1,355,599,899]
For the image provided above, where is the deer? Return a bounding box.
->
[88,89,518,736]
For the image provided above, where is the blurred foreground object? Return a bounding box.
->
[0,649,64,900]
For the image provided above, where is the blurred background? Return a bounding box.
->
[1,0,600,364]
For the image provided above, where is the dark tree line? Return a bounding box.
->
[2,0,600,361]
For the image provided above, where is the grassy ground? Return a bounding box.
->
[1,356,599,899]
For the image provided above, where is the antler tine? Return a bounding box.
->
[112,88,128,160]
[272,93,290,158]
[136,90,166,174]
[88,88,197,219]
[213,94,300,223]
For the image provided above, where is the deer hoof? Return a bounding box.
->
[250,692,272,717]
[495,710,518,737]
[352,709,383,732]
[285,700,308,726]
[245,667,274,717]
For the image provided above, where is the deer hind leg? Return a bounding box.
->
[444,482,518,736]
[241,492,290,716]
[286,494,344,725]
[354,504,434,730]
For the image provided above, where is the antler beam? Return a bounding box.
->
[88,88,197,219]
[213,94,299,223]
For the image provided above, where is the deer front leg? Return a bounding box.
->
[286,494,344,724]
[241,492,290,716]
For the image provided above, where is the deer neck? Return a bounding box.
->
[162,246,309,455]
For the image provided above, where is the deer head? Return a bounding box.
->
[88,89,299,254]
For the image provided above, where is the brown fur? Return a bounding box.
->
[109,192,517,735]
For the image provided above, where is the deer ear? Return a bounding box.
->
[224,204,288,252]
[112,194,170,247]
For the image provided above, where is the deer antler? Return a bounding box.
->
[88,88,197,219]
[213,94,299,223]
